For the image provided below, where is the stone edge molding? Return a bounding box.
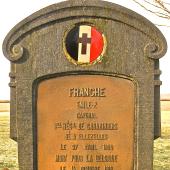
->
[2,0,167,62]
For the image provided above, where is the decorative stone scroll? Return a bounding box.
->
[3,1,167,170]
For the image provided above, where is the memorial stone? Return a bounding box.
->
[3,0,167,170]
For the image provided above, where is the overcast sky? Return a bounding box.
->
[0,0,169,100]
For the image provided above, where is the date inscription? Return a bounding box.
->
[37,75,135,170]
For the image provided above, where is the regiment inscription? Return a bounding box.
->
[36,75,135,170]
[3,0,167,169]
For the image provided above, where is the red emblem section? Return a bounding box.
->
[90,27,104,63]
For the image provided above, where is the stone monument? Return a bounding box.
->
[2,0,167,170]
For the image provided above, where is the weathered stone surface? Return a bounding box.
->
[2,0,167,170]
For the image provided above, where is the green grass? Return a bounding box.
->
[154,111,170,170]
[0,111,169,170]
[0,113,18,170]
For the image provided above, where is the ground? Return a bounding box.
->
[154,111,170,170]
[0,104,169,170]
[0,112,18,170]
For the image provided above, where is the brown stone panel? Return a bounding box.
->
[37,75,135,170]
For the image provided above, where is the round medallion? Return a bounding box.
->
[64,24,106,66]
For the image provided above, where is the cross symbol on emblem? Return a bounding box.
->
[78,33,91,55]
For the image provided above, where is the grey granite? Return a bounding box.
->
[2,0,167,170]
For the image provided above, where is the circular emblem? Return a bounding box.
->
[64,24,106,66]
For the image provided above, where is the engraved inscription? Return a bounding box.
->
[69,88,106,97]
[37,75,135,170]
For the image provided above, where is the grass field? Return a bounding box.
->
[0,112,18,170]
[0,104,169,170]
[154,111,170,170]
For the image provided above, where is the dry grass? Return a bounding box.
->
[0,112,18,170]
[161,101,170,111]
[0,103,9,113]
[154,111,170,170]
[0,103,169,170]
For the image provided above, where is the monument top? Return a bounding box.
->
[2,1,167,169]
[3,0,167,62]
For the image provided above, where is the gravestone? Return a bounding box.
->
[2,0,167,170]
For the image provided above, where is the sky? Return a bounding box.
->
[0,0,169,100]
